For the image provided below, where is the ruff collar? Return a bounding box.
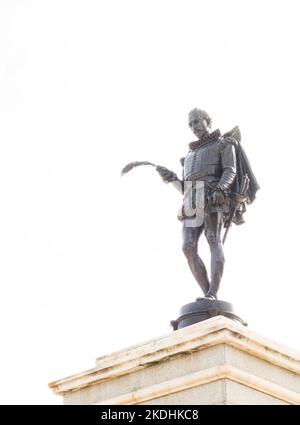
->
[189,129,221,151]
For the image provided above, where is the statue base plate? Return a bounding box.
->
[171,298,247,330]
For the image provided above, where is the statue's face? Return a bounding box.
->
[188,111,209,139]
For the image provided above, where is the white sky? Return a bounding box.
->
[0,0,300,404]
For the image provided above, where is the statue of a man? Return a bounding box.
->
[156,108,258,300]
[122,108,259,302]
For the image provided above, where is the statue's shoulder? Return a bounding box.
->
[222,126,241,148]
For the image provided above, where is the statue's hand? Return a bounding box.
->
[156,166,178,183]
[211,189,225,205]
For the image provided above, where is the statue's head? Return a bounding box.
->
[188,108,212,139]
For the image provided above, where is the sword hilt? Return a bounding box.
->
[222,174,250,244]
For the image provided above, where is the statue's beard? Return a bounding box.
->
[195,129,209,139]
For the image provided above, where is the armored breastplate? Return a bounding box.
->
[184,139,223,181]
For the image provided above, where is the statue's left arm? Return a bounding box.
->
[216,139,237,191]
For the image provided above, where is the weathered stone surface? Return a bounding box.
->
[49,316,300,405]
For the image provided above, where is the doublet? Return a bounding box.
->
[178,130,237,223]
[183,130,237,191]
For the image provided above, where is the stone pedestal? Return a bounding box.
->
[49,316,300,405]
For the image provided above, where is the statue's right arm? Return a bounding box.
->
[156,165,183,194]
[171,156,185,194]
[170,179,183,194]
[172,156,185,194]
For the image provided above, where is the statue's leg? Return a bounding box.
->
[204,211,224,299]
[182,223,210,295]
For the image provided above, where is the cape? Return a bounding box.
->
[223,126,260,205]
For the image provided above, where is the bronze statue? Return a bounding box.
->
[122,108,259,303]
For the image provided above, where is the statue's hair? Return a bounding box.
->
[188,108,212,129]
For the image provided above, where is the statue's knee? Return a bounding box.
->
[182,242,197,258]
[205,230,219,246]
[217,254,225,266]
[213,246,225,266]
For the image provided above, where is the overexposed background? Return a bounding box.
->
[0,0,299,404]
